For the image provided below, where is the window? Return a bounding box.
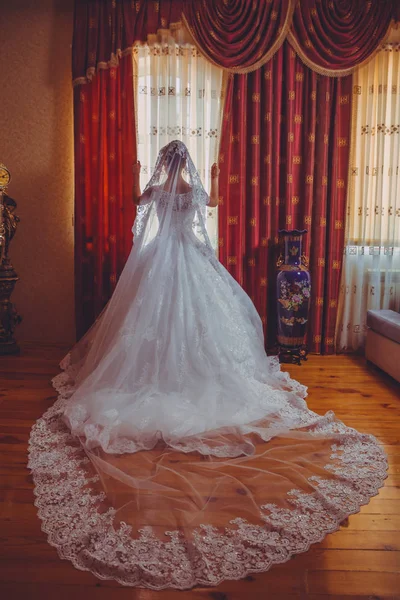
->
[337,40,400,351]
[133,32,223,249]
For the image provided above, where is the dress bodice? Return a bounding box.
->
[156,190,202,233]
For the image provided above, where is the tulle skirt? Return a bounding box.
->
[28,230,388,589]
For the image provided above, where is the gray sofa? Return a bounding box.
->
[366,309,400,383]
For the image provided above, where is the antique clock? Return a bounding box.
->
[0,162,21,355]
[0,164,11,190]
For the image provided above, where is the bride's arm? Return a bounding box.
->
[208,163,220,207]
[132,161,142,205]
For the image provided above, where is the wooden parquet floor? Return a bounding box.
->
[0,344,399,600]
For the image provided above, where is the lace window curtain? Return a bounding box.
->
[133,29,224,250]
[337,42,400,352]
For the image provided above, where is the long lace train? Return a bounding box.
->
[28,359,388,590]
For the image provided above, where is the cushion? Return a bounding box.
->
[367,309,400,345]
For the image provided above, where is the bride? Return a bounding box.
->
[29,140,387,589]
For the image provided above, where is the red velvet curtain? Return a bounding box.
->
[183,0,293,72]
[72,1,397,83]
[73,0,183,84]
[218,41,352,354]
[74,55,136,338]
[288,0,395,76]
[185,0,395,74]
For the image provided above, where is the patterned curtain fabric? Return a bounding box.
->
[337,42,400,352]
[74,55,136,338]
[72,1,397,84]
[73,0,183,84]
[218,41,352,354]
[288,0,394,76]
[134,29,223,249]
[182,0,293,73]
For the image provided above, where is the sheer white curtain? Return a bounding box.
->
[337,42,400,352]
[133,29,224,250]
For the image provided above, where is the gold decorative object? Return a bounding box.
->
[0,163,21,355]
[276,252,285,268]
[301,253,309,268]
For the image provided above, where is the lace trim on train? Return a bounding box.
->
[28,386,388,589]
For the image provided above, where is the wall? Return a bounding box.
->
[0,0,75,345]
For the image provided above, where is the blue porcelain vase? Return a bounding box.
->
[276,230,311,351]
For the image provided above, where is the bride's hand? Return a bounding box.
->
[211,163,220,180]
[132,160,141,176]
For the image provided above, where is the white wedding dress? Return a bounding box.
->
[29,141,387,590]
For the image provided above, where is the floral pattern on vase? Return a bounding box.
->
[277,230,311,350]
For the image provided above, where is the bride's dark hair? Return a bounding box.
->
[163,140,188,171]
